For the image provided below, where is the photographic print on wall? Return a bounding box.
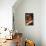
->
[25,13,34,26]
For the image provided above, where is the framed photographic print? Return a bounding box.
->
[25,13,34,26]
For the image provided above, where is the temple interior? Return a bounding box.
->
[0,0,46,46]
